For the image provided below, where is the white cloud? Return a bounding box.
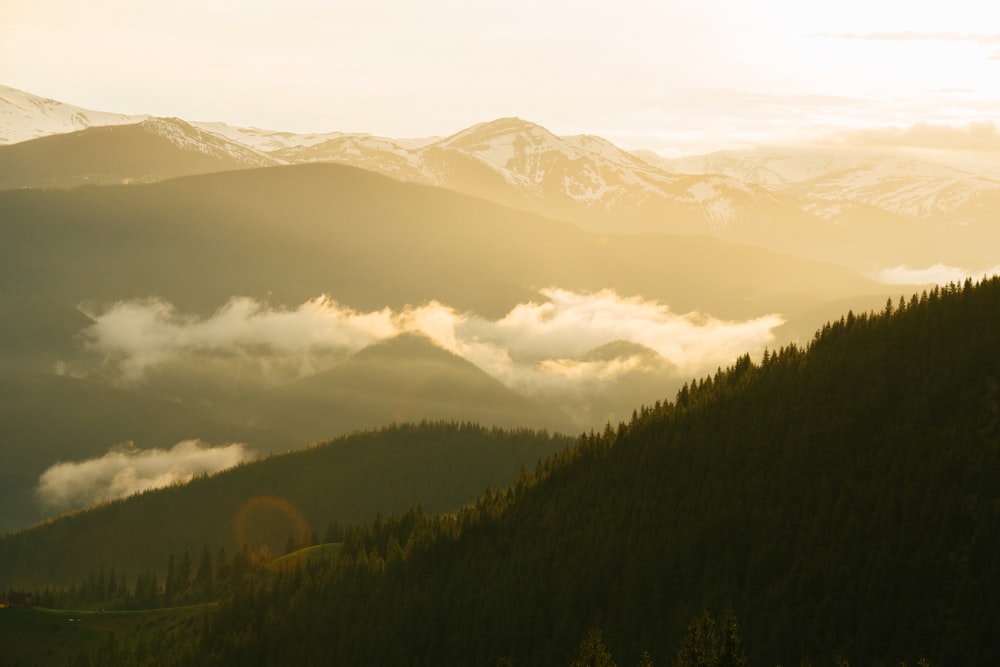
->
[80,296,396,382]
[877,263,1000,285]
[78,288,784,396]
[36,440,252,512]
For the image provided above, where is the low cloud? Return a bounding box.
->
[37,440,252,512]
[878,263,1000,285]
[77,288,784,397]
[80,296,396,382]
[448,289,782,393]
[833,121,1000,154]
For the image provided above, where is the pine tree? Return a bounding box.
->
[195,543,214,598]
[674,610,720,667]
[718,610,747,667]
[572,628,617,667]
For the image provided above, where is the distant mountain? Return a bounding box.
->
[257,333,564,442]
[0,90,812,244]
[0,84,147,145]
[191,120,439,153]
[648,145,870,187]
[268,116,809,240]
[0,117,278,189]
[781,155,1000,219]
[234,118,1000,271]
[0,162,880,324]
[652,145,1000,270]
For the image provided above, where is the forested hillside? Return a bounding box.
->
[133,277,1000,667]
[0,423,572,589]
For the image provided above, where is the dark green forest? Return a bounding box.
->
[6,277,998,666]
[0,423,571,589]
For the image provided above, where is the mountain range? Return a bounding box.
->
[4,84,1000,274]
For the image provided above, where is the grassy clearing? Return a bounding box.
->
[271,541,342,570]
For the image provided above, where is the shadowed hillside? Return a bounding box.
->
[132,277,1000,667]
[0,118,276,190]
[0,422,572,589]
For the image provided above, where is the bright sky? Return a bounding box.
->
[2,0,999,155]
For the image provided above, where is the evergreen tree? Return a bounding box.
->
[195,543,214,598]
[718,610,747,667]
[572,628,617,667]
[674,611,719,667]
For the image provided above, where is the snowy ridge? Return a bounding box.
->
[785,157,1000,219]
[270,134,427,183]
[0,84,147,145]
[139,118,280,167]
[190,121,350,152]
[430,117,690,205]
[192,121,439,153]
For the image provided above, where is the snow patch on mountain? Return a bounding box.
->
[0,84,147,145]
[429,117,700,206]
[190,121,349,152]
[140,118,279,167]
[786,157,1000,219]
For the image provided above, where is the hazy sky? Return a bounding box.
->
[3,0,999,154]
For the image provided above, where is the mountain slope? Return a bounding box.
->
[0,84,147,145]
[0,162,882,327]
[655,145,1000,270]
[0,370,290,534]
[783,155,1000,219]
[166,277,1000,667]
[0,423,573,588]
[256,333,565,441]
[0,118,278,190]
